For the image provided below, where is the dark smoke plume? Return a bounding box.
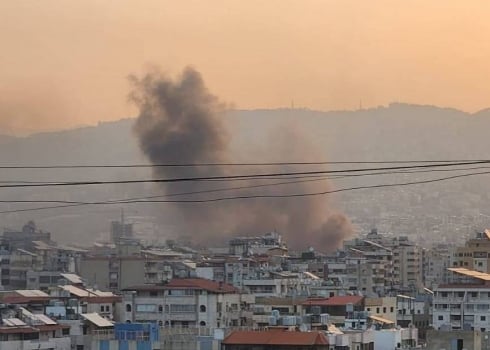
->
[131,67,353,251]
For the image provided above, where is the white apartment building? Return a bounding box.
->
[433,284,490,332]
[120,278,254,328]
[242,271,320,297]
[433,268,490,332]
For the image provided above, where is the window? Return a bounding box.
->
[150,291,158,297]
[200,321,206,326]
[136,304,157,313]
[170,304,196,313]
[376,308,380,313]
[126,304,132,312]
[477,304,489,311]
[383,307,386,313]
[200,305,206,312]
[158,305,163,313]
[100,306,104,312]
[482,316,486,321]
[168,289,194,296]
[390,307,394,312]
[438,316,443,321]
[367,308,371,312]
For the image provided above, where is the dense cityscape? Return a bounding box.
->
[0,216,487,349]
[2,2,490,349]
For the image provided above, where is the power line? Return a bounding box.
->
[110,170,490,203]
[1,169,490,214]
[0,160,488,189]
[4,164,490,185]
[4,164,490,198]
[0,159,489,169]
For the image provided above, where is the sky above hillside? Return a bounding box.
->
[1,1,490,134]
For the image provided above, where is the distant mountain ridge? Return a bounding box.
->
[1,103,490,244]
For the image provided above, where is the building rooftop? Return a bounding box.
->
[448,267,490,281]
[80,313,114,328]
[124,278,239,294]
[302,295,364,306]
[1,290,51,304]
[222,330,328,346]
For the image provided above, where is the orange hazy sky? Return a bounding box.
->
[1,0,490,134]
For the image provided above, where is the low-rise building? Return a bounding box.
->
[302,295,365,328]
[364,297,397,324]
[426,329,482,350]
[222,329,329,350]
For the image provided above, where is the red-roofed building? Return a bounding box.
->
[120,278,255,328]
[222,329,328,350]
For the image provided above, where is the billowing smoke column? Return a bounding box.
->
[131,67,353,251]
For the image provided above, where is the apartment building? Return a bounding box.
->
[0,319,71,350]
[393,240,422,291]
[346,229,423,292]
[301,295,365,327]
[451,230,490,274]
[228,231,286,257]
[433,268,490,332]
[364,297,397,323]
[121,278,254,328]
[343,235,394,296]
[423,244,451,289]
[80,255,176,291]
[242,271,318,297]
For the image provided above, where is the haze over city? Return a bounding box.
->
[1,1,490,134]
[1,3,490,349]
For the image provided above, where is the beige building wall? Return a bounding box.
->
[365,297,397,323]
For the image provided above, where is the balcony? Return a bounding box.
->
[168,313,197,322]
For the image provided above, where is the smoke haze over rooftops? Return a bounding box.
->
[131,66,353,251]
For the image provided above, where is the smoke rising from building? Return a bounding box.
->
[131,66,353,251]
